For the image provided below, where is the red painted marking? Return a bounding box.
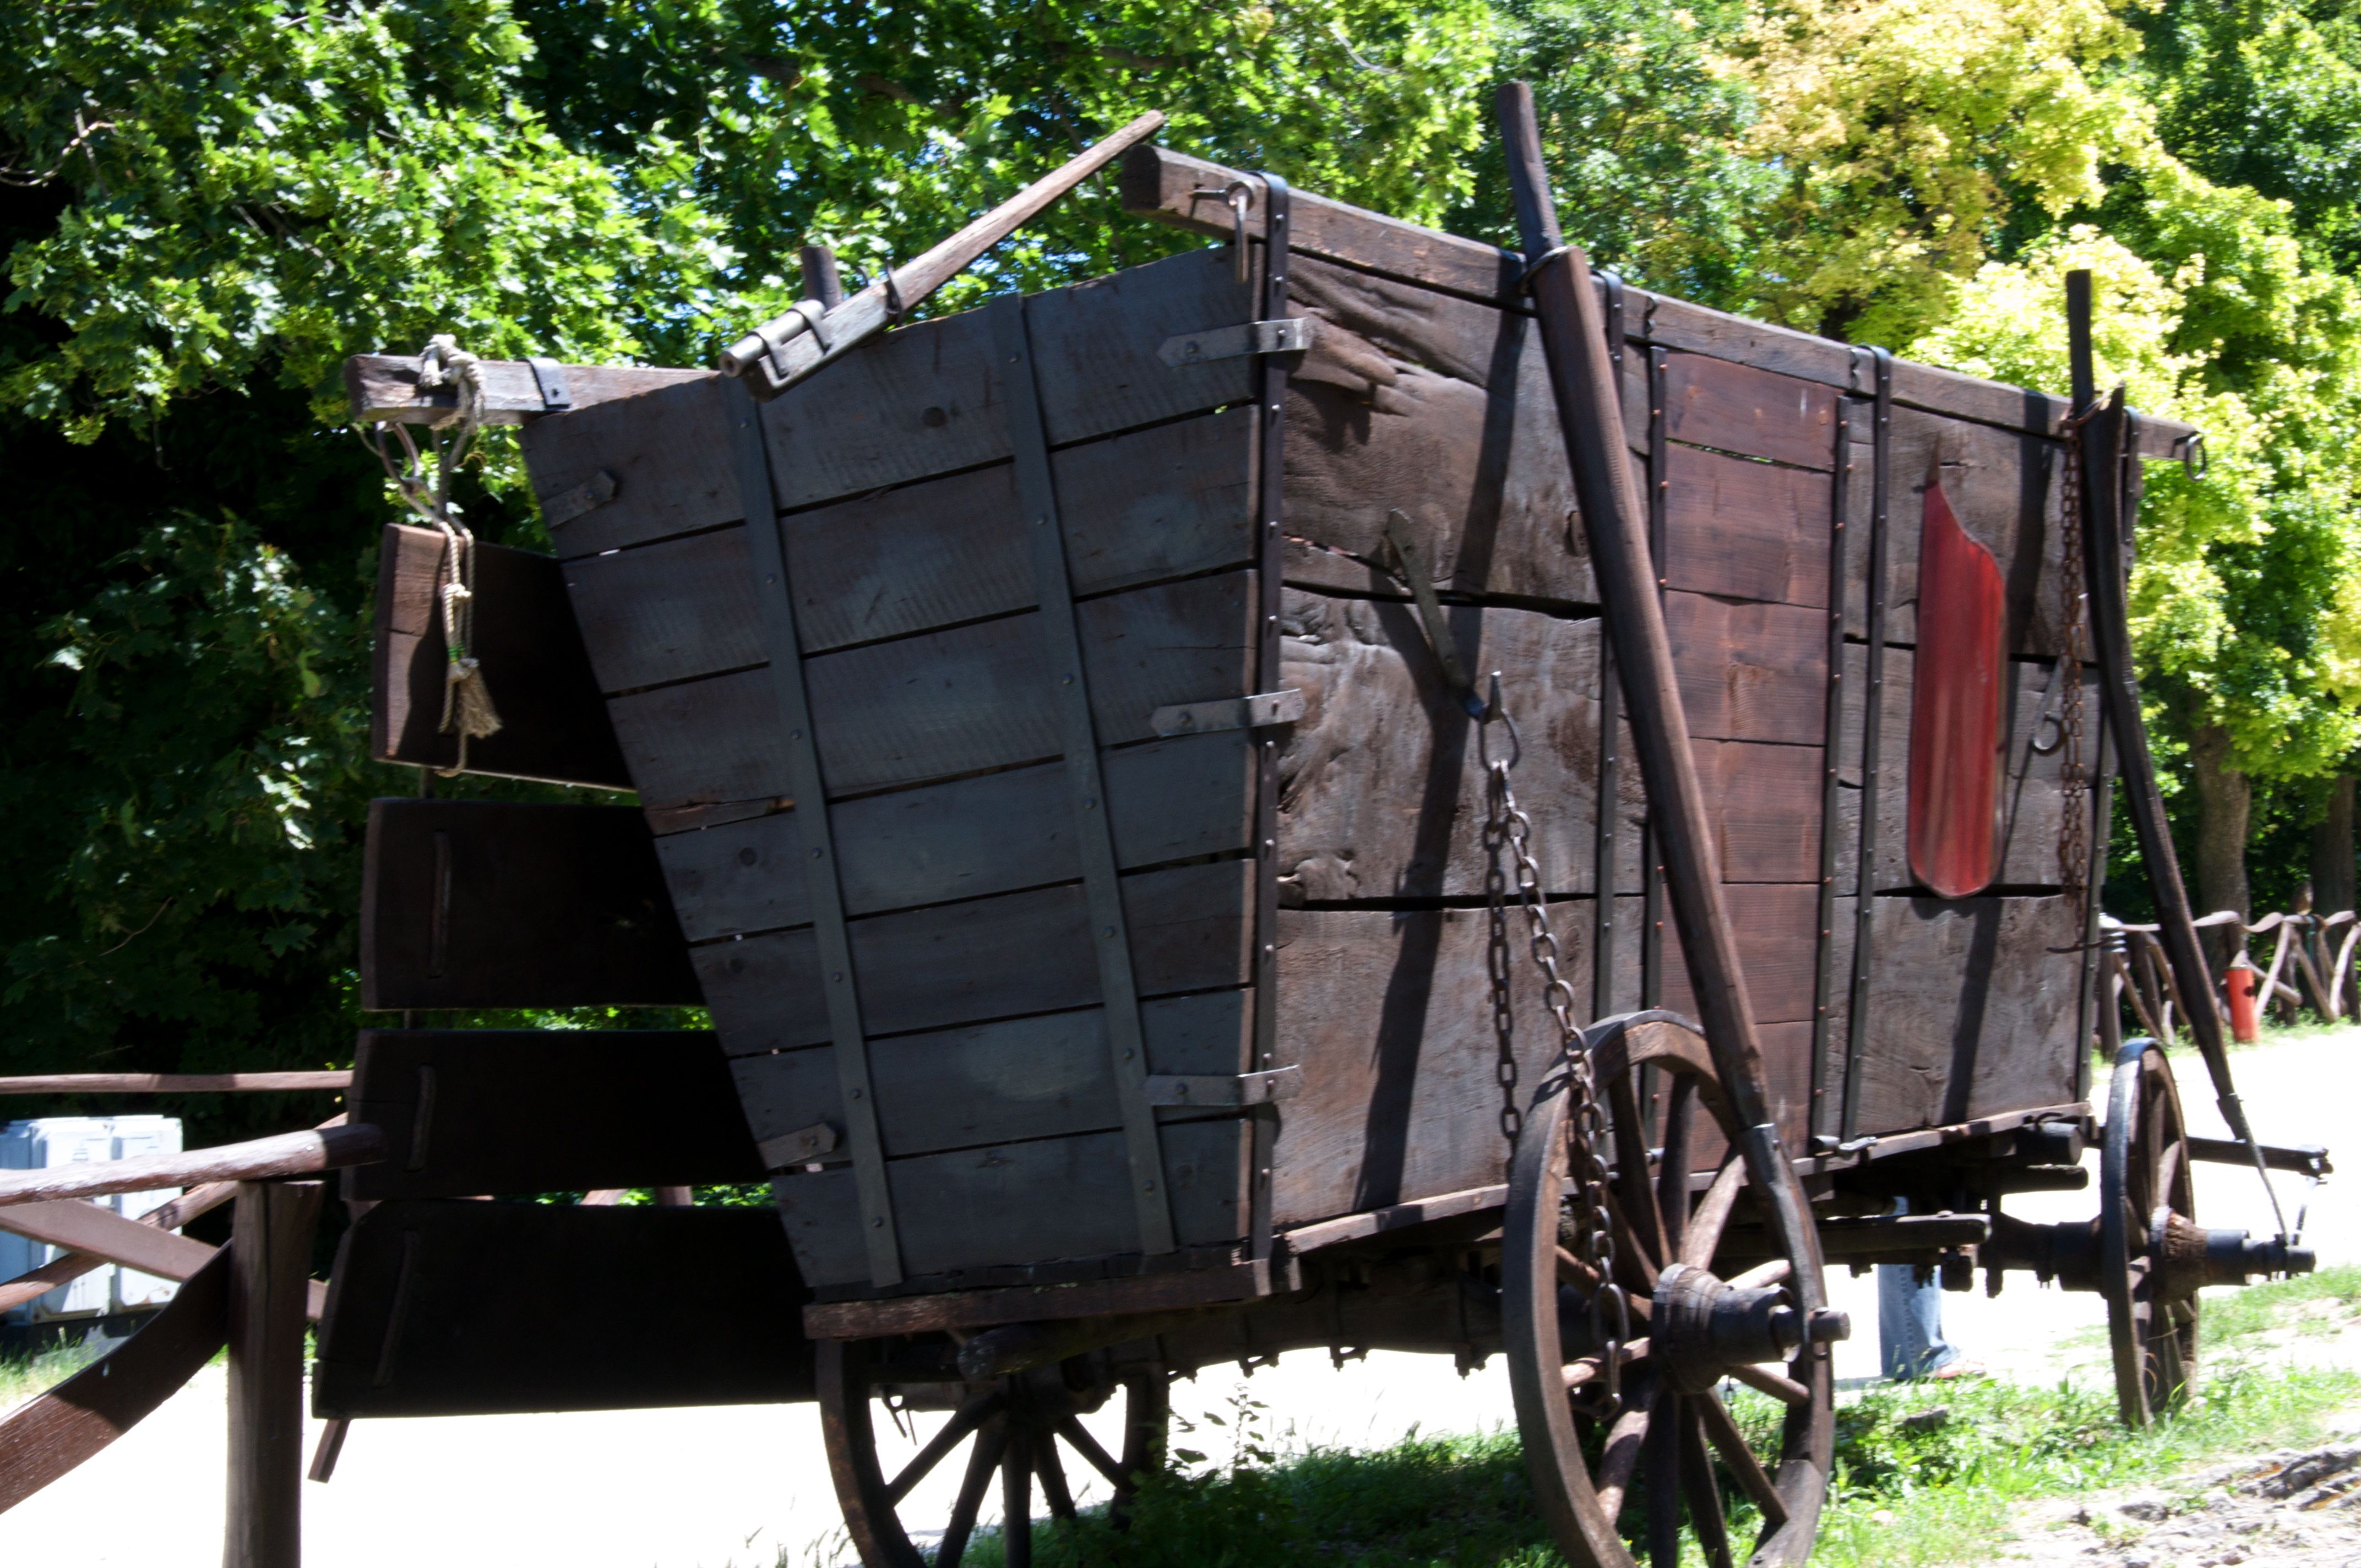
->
[1907,472,2006,899]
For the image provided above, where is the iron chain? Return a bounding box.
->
[1483,688,1626,1413]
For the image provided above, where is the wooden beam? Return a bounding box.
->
[0,1200,218,1281]
[0,1072,349,1096]
[801,1255,1278,1340]
[345,355,710,427]
[225,1180,324,1568]
[0,1249,231,1515]
[1119,142,2197,459]
[0,1125,384,1209]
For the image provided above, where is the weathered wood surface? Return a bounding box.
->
[523,247,1257,558]
[225,1179,321,1568]
[694,860,1254,1058]
[1120,143,2197,458]
[0,1125,383,1210]
[314,1200,812,1417]
[372,524,630,788]
[345,1030,760,1201]
[561,405,1256,693]
[360,799,699,1010]
[0,1248,229,1515]
[655,731,1252,936]
[0,1072,348,1095]
[608,569,1258,810]
[733,990,1250,1166]
[345,354,710,427]
[774,1117,1248,1288]
[0,1199,216,1283]
[803,1254,1277,1337]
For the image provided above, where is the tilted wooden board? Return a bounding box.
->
[361,799,699,1010]
[344,1030,760,1200]
[314,1201,811,1417]
[372,524,630,788]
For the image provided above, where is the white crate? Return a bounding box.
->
[1,1116,185,1322]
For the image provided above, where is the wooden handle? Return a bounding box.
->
[719,109,1168,394]
[0,1124,385,1210]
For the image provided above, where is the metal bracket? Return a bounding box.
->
[525,357,573,411]
[1158,318,1315,367]
[1150,688,1305,738]
[541,469,618,529]
[1379,509,1487,719]
[756,1122,841,1168]
[1145,1066,1302,1107]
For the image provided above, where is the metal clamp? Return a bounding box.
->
[756,1122,842,1168]
[2173,429,2208,481]
[1158,317,1315,367]
[1145,1067,1302,1107]
[541,468,618,529]
[525,357,572,411]
[1150,688,1306,737]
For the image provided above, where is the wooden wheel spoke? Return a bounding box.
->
[1680,1157,1747,1271]
[1679,1401,1736,1568]
[1646,1388,1683,1568]
[885,1391,999,1506]
[934,1415,1008,1568]
[1563,1338,1651,1391]
[1036,1428,1078,1521]
[1611,1074,1673,1266]
[1593,1377,1657,1521]
[1001,1434,1035,1568]
[1657,1078,1698,1261]
[1724,1257,1791,1292]
[2155,1137,2186,1210]
[1696,1389,1788,1528]
[1056,1413,1128,1490]
[1725,1362,1812,1407]
[1604,1186,1664,1286]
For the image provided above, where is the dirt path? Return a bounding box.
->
[2006,1430,2361,1568]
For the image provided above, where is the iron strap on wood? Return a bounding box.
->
[721,378,902,1286]
[1809,388,1856,1147]
[1591,271,1626,1019]
[1639,343,1670,1011]
[988,295,1179,1258]
[1249,173,1294,1262]
[1840,347,1894,1142]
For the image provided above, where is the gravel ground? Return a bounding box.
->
[2008,1435,2361,1568]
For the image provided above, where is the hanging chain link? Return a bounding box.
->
[1483,684,1628,1412]
[2058,401,2102,925]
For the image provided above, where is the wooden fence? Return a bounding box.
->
[2103,907,2361,1043]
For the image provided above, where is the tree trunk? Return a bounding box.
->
[2186,721,2253,976]
[2312,773,2357,918]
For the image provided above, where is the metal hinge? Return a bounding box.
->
[526,356,573,411]
[1158,318,1316,367]
[757,1121,841,1169]
[1144,1066,1302,1107]
[542,468,619,528]
[1150,688,1305,738]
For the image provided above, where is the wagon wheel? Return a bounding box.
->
[817,1337,1168,1567]
[1503,1011,1837,1568]
[2102,1038,2201,1427]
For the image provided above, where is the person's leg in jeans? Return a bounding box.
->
[1876,1198,1960,1379]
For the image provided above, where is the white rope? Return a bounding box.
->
[360,335,503,775]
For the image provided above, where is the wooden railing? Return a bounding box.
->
[2103,907,2361,1041]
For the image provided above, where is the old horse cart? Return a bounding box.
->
[0,95,2330,1567]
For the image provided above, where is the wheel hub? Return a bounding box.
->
[1652,1262,1803,1393]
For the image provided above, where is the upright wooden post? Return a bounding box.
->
[226,1180,324,1568]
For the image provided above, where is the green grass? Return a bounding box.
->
[923,1287,2361,1568]
[0,1336,101,1411]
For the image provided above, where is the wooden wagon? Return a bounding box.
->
[0,102,2328,1568]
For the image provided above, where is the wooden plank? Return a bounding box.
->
[313,1200,812,1417]
[1118,143,2197,455]
[344,354,711,427]
[0,1200,216,1282]
[1666,591,1827,745]
[559,404,1255,693]
[732,990,1253,1164]
[371,524,631,788]
[361,799,699,1010]
[344,1030,761,1201]
[225,1179,321,1568]
[694,860,1255,1058]
[0,1072,347,1095]
[0,1249,229,1515]
[1270,905,1594,1228]
[521,247,1256,558]
[653,731,1253,936]
[773,1118,1248,1288]
[1278,589,1630,899]
[607,570,1258,810]
[1279,1183,1509,1256]
[1661,441,1833,608]
[802,1256,1275,1338]
[1847,895,2082,1133]
[1663,352,1839,472]
[0,1126,384,1210]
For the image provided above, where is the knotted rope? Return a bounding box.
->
[360,334,504,774]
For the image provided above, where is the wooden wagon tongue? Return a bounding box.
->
[716,108,1169,399]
